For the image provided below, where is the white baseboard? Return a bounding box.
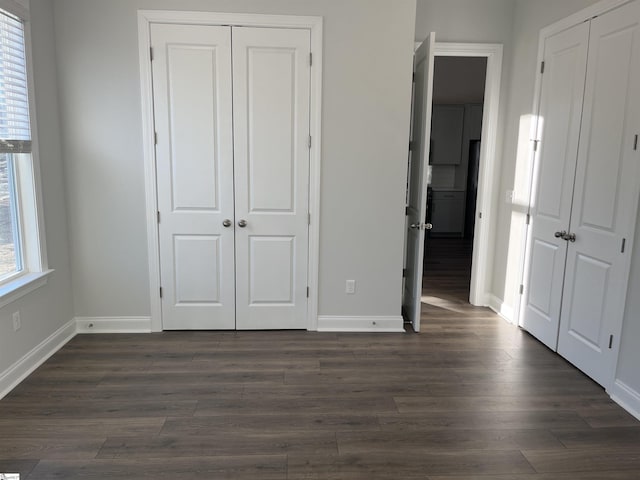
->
[488,294,515,324]
[610,379,640,422]
[317,315,405,333]
[0,318,77,400]
[75,316,152,333]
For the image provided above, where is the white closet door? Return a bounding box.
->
[558,1,640,387]
[151,24,236,330]
[521,23,590,350]
[232,27,311,330]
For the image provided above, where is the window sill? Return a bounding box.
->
[0,270,54,309]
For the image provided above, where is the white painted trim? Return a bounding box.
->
[488,294,515,324]
[610,379,640,422]
[137,10,323,333]
[539,0,632,39]
[516,0,640,386]
[0,0,29,20]
[0,270,51,309]
[75,317,152,334]
[317,316,405,333]
[0,318,76,400]
[432,43,504,308]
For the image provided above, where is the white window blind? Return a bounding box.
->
[0,8,30,153]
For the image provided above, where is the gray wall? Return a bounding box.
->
[618,210,640,395]
[491,0,601,311]
[416,0,516,300]
[0,0,74,375]
[52,0,417,319]
[415,0,515,43]
[492,0,640,405]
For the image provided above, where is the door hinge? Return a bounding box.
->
[159,287,163,298]
[308,213,311,225]
[540,61,545,74]
[609,334,614,349]
[519,284,524,295]
[306,286,310,298]
[405,206,409,216]
[634,134,638,151]
[308,135,312,149]
[309,52,313,66]
[409,141,414,152]
[150,47,154,62]
[478,212,482,219]
[403,268,408,278]
[526,214,531,225]
[157,211,160,223]
[154,132,158,145]
[622,238,627,253]
[533,140,540,152]
[412,72,416,82]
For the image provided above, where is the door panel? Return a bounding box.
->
[249,236,295,304]
[402,33,435,333]
[168,47,221,211]
[520,22,589,349]
[558,1,640,387]
[152,24,235,330]
[565,254,610,349]
[232,27,311,330]
[527,239,561,316]
[174,236,222,303]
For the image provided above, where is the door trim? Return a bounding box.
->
[517,0,636,329]
[518,0,640,386]
[137,10,323,332]
[432,42,504,308]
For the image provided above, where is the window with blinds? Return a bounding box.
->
[0,8,30,281]
[0,8,31,153]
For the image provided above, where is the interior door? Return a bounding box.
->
[557,1,640,387]
[151,24,236,330]
[232,27,311,330]
[402,33,435,333]
[520,23,589,349]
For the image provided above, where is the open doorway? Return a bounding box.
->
[423,56,487,304]
[402,40,502,332]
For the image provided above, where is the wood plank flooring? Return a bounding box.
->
[1,240,639,478]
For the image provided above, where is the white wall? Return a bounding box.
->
[0,0,74,382]
[52,0,417,320]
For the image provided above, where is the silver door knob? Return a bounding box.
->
[425,223,433,230]
[222,219,232,228]
[410,224,420,229]
[565,233,576,242]
[555,230,567,238]
[238,219,247,228]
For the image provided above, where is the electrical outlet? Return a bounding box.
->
[346,280,356,295]
[12,311,21,332]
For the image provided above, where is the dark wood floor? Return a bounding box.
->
[2,244,640,478]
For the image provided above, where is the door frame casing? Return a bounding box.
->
[137,10,323,332]
[518,0,633,331]
[430,42,504,307]
[518,0,639,389]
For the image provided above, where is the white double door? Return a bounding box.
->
[151,24,311,330]
[521,1,640,387]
